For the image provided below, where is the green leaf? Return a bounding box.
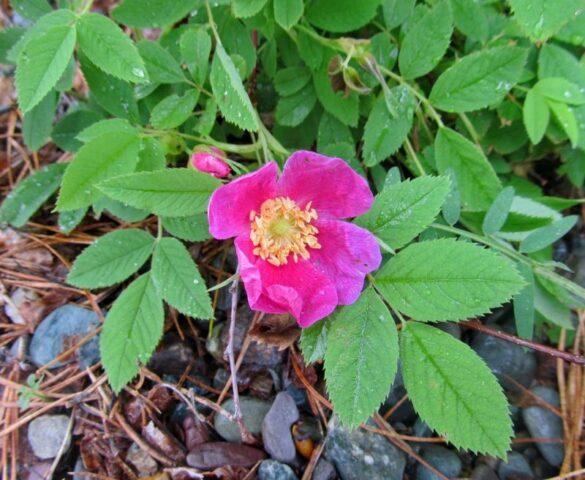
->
[195,98,217,136]
[8,9,75,63]
[375,239,524,322]
[10,0,52,21]
[482,186,515,235]
[400,322,512,457]
[274,0,303,30]
[180,28,211,85]
[58,208,87,234]
[508,0,582,41]
[67,229,155,288]
[79,53,140,121]
[297,31,324,70]
[318,112,353,149]
[535,78,585,105]
[538,44,585,89]
[138,40,186,84]
[313,69,359,126]
[324,288,399,427]
[362,87,415,166]
[519,215,578,253]
[232,0,268,18]
[398,0,453,80]
[100,273,164,393]
[430,46,527,113]
[559,148,585,188]
[306,0,380,33]
[152,237,212,319]
[98,168,221,217]
[534,281,573,329]
[210,43,258,132]
[275,83,317,127]
[150,90,199,129]
[137,137,166,172]
[52,109,103,152]
[0,27,25,64]
[300,319,328,364]
[435,127,501,212]
[514,263,535,340]
[0,163,66,227]
[383,0,415,29]
[77,13,147,83]
[441,168,460,226]
[77,118,137,143]
[275,67,311,96]
[548,100,579,147]
[16,24,76,112]
[112,0,199,28]
[523,88,550,144]
[162,213,210,242]
[23,90,57,151]
[356,176,450,250]
[57,130,142,211]
[450,0,488,42]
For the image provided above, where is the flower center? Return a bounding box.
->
[249,197,321,266]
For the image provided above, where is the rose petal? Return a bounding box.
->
[278,151,374,219]
[208,162,278,239]
[235,236,338,327]
[312,219,382,305]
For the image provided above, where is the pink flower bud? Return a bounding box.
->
[190,147,231,178]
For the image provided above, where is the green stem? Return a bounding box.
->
[459,112,481,146]
[378,66,445,128]
[403,137,426,176]
[205,0,221,44]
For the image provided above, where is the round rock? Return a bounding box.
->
[214,397,271,442]
[416,445,462,480]
[262,391,300,464]
[497,451,534,479]
[258,460,298,480]
[324,416,406,480]
[29,305,100,369]
[27,414,71,459]
[472,328,536,391]
[522,386,564,466]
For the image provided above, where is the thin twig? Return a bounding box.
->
[225,277,255,444]
[461,320,585,365]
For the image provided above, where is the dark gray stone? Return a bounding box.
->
[313,459,336,480]
[416,445,462,480]
[148,335,195,376]
[29,305,100,369]
[262,392,300,464]
[324,416,406,480]
[471,328,537,391]
[522,386,564,467]
[382,365,416,423]
[413,418,432,438]
[27,414,71,459]
[470,464,499,480]
[258,460,298,480]
[497,452,534,479]
[214,397,271,442]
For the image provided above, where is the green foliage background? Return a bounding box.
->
[1,0,584,459]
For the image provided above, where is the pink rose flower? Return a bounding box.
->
[208,151,381,327]
[191,147,231,178]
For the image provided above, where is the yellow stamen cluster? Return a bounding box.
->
[249,197,321,266]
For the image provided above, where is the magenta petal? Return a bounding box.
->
[235,236,338,327]
[278,151,374,219]
[311,219,382,305]
[208,162,278,239]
